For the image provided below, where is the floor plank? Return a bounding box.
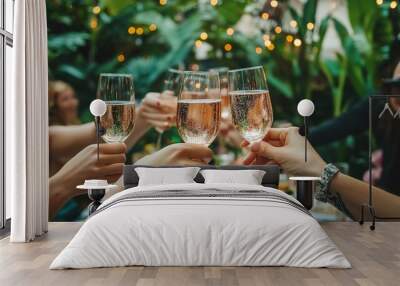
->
[0,222,399,286]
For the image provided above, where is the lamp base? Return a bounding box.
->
[87,189,105,215]
[296,180,314,210]
[289,177,320,210]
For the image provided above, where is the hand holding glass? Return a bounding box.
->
[210,67,230,119]
[155,69,182,149]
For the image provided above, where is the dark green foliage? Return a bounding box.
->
[47,0,399,174]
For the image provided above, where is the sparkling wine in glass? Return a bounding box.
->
[97,73,136,143]
[155,69,182,149]
[176,71,221,146]
[228,66,273,143]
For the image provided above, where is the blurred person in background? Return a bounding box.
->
[309,61,400,196]
[49,81,80,126]
[139,91,177,131]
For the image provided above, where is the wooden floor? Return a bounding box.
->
[0,222,399,286]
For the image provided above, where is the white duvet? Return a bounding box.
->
[50,183,350,269]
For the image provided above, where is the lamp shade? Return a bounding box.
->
[90,99,107,117]
[297,99,315,117]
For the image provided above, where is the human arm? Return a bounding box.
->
[49,123,96,162]
[138,92,177,130]
[243,127,400,219]
[328,173,400,220]
[125,92,178,150]
[49,92,177,163]
[49,143,126,219]
[48,110,158,163]
[135,143,212,166]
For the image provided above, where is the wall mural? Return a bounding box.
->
[46,0,400,222]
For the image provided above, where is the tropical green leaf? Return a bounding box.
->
[100,0,136,15]
[288,6,303,36]
[216,0,249,26]
[347,0,376,30]
[48,32,90,52]
[318,16,330,41]
[332,18,349,45]
[302,0,317,27]
[267,73,293,99]
[316,16,330,60]
[58,64,86,80]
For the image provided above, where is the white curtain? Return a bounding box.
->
[7,0,49,242]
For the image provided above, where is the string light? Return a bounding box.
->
[255,46,262,54]
[200,32,208,40]
[390,1,398,9]
[290,20,298,28]
[270,0,278,8]
[286,35,294,43]
[210,0,218,6]
[117,53,125,62]
[306,22,314,30]
[92,6,101,14]
[376,0,383,5]
[159,0,167,6]
[149,24,157,31]
[226,27,234,36]
[274,26,282,34]
[264,39,272,47]
[224,43,232,52]
[293,38,302,47]
[89,18,98,29]
[263,34,270,41]
[195,40,203,48]
[136,27,144,35]
[128,26,136,35]
[261,12,269,20]
[266,43,275,51]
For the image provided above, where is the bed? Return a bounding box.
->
[50,165,350,269]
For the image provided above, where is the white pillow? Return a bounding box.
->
[200,169,266,185]
[136,167,201,186]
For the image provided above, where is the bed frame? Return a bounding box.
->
[123,165,281,189]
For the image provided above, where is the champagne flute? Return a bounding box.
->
[210,67,230,157]
[210,67,230,119]
[176,71,221,146]
[228,66,273,143]
[155,69,182,149]
[97,73,136,143]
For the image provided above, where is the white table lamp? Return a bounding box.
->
[297,99,315,162]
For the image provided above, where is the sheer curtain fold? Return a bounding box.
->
[8,0,49,242]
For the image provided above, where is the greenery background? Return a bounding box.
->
[46,0,400,179]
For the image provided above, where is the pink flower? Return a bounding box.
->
[363,150,383,184]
